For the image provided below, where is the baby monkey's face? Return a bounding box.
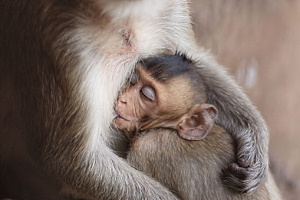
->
[114,64,165,132]
[114,64,193,132]
[114,63,218,141]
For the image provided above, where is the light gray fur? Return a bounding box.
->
[190,55,269,193]
[0,0,268,199]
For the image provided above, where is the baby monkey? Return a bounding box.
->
[114,55,216,142]
[114,55,280,200]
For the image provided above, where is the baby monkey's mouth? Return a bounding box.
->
[116,115,129,121]
[113,111,129,121]
[113,110,142,133]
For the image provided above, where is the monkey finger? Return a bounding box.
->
[222,171,252,193]
[226,163,250,180]
[222,171,247,192]
[237,155,251,168]
[222,162,265,194]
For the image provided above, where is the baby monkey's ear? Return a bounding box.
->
[176,104,218,141]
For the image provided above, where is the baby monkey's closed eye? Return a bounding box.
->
[140,86,156,101]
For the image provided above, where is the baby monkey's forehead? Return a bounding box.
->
[135,63,178,84]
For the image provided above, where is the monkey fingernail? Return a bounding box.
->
[238,159,250,168]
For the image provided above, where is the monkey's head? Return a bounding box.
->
[114,55,218,141]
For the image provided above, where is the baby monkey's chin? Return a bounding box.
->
[114,116,139,132]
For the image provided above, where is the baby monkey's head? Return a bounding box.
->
[114,54,218,141]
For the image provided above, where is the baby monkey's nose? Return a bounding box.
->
[118,93,127,104]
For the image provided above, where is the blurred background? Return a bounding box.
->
[190,0,300,199]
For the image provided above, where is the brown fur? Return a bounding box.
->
[127,126,276,200]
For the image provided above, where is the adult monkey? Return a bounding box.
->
[0,0,268,200]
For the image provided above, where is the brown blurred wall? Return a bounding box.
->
[190,0,300,199]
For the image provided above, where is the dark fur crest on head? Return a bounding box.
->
[140,52,196,83]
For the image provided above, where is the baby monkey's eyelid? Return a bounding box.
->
[141,86,156,101]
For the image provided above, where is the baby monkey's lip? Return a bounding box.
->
[116,115,129,121]
[113,110,129,121]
